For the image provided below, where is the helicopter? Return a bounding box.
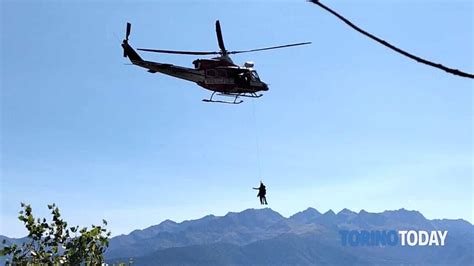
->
[122,20,311,104]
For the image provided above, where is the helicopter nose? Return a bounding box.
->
[262,83,269,91]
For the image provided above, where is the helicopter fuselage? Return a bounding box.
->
[122,20,309,103]
[130,57,268,94]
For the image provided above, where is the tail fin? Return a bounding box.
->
[122,22,143,62]
[122,41,143,61]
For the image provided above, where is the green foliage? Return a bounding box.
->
[1,203,111,265]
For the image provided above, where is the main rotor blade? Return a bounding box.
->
[137,48,220,55]
[215,20,227,53]
[228,42,312,54]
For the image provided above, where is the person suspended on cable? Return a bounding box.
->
[253,181,268,205]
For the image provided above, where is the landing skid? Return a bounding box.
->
[203,99,243,104]
[202,92,262,104]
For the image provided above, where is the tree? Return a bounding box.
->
[1,203,111,265]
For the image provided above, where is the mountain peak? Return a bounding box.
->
[381,208,427,225]
[223,208,284,225]
[293,207,321,216]
[226,208,280,216]
[382,208,425,218]
[289,207,321,223]
[338,208,355,215]
[305,207,321,214]
[323,209,336,216]
[160,219,177,225]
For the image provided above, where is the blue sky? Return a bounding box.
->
[1,0,472,237]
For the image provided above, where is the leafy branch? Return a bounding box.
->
[1,203,111,265]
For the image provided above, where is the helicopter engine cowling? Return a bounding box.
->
[244,61,254,68]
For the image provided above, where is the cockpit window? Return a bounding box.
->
[250,71,260,81]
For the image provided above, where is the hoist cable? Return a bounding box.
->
[251,100,262,181]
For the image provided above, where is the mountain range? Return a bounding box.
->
[2,208,473,265]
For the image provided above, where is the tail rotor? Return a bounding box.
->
[123,22,131,57]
